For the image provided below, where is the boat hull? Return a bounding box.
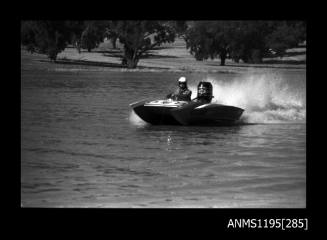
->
[171,102,244,125]
[130,100,184,125]
[130,100,244,126]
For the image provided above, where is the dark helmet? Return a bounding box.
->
[197,81,213,102]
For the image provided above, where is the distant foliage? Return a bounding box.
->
[65,21,86,53]
[21,21,180,67]
[265,21,306,56]
[105,27,119,49]
[21,21,305,66]
[21,21,37,53]
[109,21,176,68]
[21,21,84,61]
[166,21,188,39]
[185,21,233,65]
[185,21,306,65]
[80,21,107,52]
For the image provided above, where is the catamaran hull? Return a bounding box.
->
[130,100,182,125]
[171,102,244,125]
[130,100,244,126]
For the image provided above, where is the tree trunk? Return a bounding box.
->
[126,58,138,68]
[251,49,262,63]
[220,56,226,66]
[111,36,117,49]
[123,46,139,68]
[75,40,81,54]
[242,55,249,63]
[220,48,227,66]
[220,53,226,66]
[48,48,58,62]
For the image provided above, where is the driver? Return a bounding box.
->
[166,77,192,101]
[193,81,213,103]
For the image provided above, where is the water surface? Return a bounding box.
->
[21,68,306,207]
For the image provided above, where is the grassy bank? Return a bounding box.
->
[21,38,306,73]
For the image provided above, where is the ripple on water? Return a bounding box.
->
[21,69,306,207]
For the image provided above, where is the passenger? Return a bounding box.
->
[166,77,192,101]
[193,81,214,103]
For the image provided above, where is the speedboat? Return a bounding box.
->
[129,81,244,126]
[130,99,244,126]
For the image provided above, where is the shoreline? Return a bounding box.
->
[21,38,306,74]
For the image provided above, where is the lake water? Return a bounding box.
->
[21,67,306,208]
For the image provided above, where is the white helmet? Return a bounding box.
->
[178,76,187,83]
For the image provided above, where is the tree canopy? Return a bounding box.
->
[79,21,108,52]
[21,20,306,67]
[108,21,176,68]
[185,21,234,65]
[185,21,306,65]
[21,20,179,68]
[21,21,79,61]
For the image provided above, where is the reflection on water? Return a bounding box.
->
[21,70,306,208]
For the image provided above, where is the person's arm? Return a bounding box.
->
[166,88,179,99]
[186,90,192,101]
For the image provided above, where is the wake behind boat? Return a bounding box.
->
[130,81,244,126]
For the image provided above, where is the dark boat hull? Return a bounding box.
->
[130,100,182,125]
[130,100,244,126]
[171,102,244,125]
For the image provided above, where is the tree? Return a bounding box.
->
[109,21,176,68]
[21,21,178,66]
[105,28,119,49]
[65,21,86,53]
[185,21,234,65]
[185,21,306,65]
[21,21,38,53]
[21,21,84,61]
[80,21,107,52]
[265,21,306,57]
[230,21,273,63]
[166,21,189,39]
